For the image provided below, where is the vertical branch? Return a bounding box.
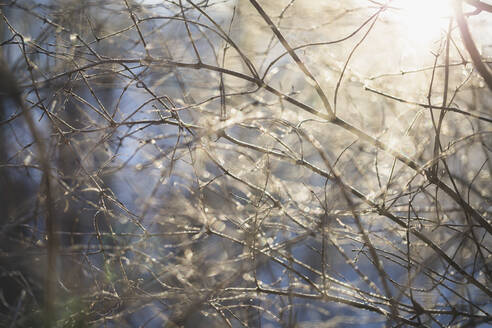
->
[454,0,492,91]
[1,46,58,326]
[124,0,151,58]
[432,19,452,179]
[179,0,202,63]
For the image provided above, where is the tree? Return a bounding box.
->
[0,0,491,327]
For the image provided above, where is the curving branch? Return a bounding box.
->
[454,0,492,91]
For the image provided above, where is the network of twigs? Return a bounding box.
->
[0,0,491,327]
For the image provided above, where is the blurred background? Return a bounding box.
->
[0,0,491,326]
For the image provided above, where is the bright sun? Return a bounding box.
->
[387,0,454,43]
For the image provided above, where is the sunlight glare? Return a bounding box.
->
[388,0,453,43]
